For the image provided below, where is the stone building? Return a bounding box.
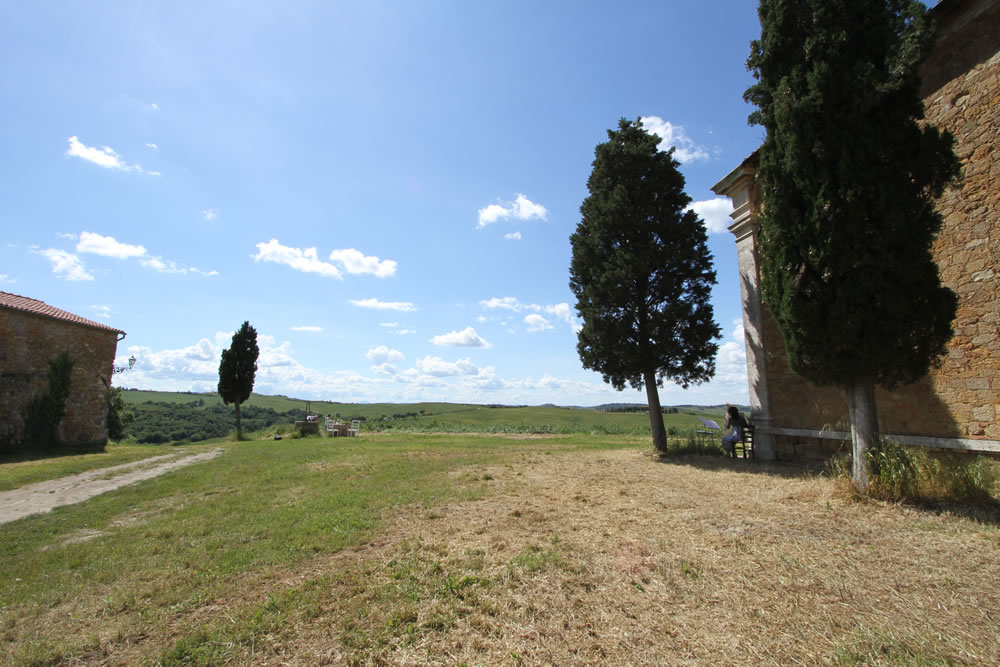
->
[712,0,999,460]
[0,291,125,450]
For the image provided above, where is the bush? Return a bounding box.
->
[836,438,998,504]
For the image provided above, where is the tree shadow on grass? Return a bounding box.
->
[652,448,1000,526]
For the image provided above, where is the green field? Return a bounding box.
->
[119,389,729,439]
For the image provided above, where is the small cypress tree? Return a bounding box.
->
[570,118,721,453]
[218,321,260,439]
[745,0,960,490]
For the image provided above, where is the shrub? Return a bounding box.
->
[835,437,997,504]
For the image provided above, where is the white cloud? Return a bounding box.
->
[65,136,157,174]
[480,296,522,311]
[291,325,323,333]
[145,143,158,150]
[366,345,405,364]
[202,209,218,221]
[90,305,112,319]
[139,256,218,276]
[479,297,581,333]
[372,363,397,376]
[687,198,734,234]
[524,313,552,332]
[40,249,93,281]
[57,233,77,241]
[477,194,548,228]
[715,319,748,384]
[329,248,397,278]
[380,322,399,328]
[252,239,343,279]
[415,355,480,377]
[430,326,492,348]
[66,136,127,169]
[0,274,9,284]
[638,116,710,164]
[349,298,416,312]
[395,328,416,335]
[504,231,522,241]
[477,204,508,226]
[76,231,146,259]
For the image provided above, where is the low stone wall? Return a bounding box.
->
[0,308,119,449]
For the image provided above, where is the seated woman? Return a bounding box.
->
[721,405,748,454]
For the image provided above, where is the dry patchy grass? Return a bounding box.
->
[7,447,1000,665]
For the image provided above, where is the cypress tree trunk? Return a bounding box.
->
[846,380,878,493]
[644,370,667,453]
[235,401,243,440]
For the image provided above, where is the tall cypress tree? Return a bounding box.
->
[570,118,720,453]
[745,0,960,490]
[218,321,260,440]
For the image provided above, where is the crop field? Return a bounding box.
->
[2,430,998,665]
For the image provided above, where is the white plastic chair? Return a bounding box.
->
[347,419,361,437]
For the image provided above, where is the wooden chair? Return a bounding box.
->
[733,423,755,459]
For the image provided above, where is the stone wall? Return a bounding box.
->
[918,0,1000,441]
[0,308,120,448]
[714,0,999,459]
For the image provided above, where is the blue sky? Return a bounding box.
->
[1,1,767,406]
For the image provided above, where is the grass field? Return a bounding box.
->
[1,432,998,664]
[120,389,728,437]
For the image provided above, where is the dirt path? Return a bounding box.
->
[0,448,225,525]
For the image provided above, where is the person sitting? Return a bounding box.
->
[721,405,748,455]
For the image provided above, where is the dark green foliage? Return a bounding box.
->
[218,321,260,438]
[23,350,74,449]
[570,118,720,451]
[744,0,960,389]
[106,386,135,441]
[124,400,301,444]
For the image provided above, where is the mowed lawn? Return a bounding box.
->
[2,434,999,665]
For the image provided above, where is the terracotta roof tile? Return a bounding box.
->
[0,291,126,335]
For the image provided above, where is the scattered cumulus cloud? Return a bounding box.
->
[430,326,491,348]
[415,355,480,377]
[638,116,710,163]
[65,136,159,175]
[394,328,416,335]
[477,194,548,228]
[371,363,397,376]
[349,298,416,312]
[39,249,93,281]
[145,143,158,150]
[366,345,405,364]
[291,325,323,333]
[202,209,218,221]
[479,297,581,333]
[57,233,77,241]
[687,198,734,234]
[504,232,522,241]
[55,231,218,277]
[77,231,146,259]
[328,248,397,278]
[90,305,112,319]
[252,239,343,278]
[715,319,748,384]
[524,313,552,332]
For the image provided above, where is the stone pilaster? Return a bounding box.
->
[712,157,776,460]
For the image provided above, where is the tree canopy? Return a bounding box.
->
[570,118,720,452]
[218,321,260,439]
[745,0,959,488]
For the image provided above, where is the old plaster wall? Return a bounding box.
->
[0,308,119,448]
